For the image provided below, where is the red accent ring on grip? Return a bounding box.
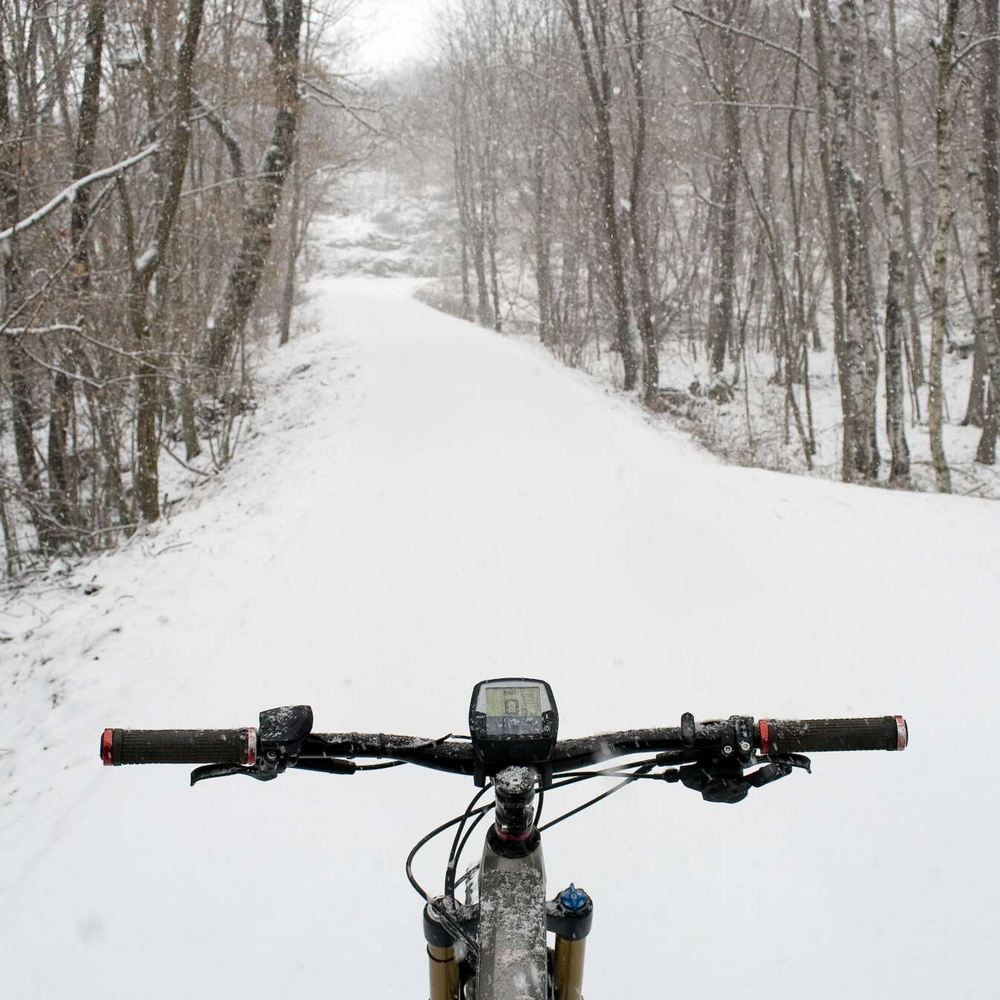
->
[246,727,257,766]
[895,716,908,750]
[101,728,114,766]
[758,719,770,755]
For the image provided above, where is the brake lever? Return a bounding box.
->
[190,763,281,785]
[749,752,811,783]
[678,752,812,804]
[189,703,322,786]
[190,755,359,785]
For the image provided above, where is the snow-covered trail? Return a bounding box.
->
[2,270,997,998]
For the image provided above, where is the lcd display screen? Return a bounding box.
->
[484,686,542,735]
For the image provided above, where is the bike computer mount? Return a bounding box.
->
[469,678,558,787]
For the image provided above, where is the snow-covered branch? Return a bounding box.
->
[0,144,159,244]
[2,324,83,337]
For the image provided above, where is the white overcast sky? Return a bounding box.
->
[345,0,449,71]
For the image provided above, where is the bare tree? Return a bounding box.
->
[563,0,638,391]
[866,0,910,485]
[0,1,353,575]
[697,2,747,377]
[927,0,962,493]
[208,0,305,373]
[620,0,660,404]
[977,0,1000,464]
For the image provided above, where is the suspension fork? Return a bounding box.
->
[422,883,593,1000]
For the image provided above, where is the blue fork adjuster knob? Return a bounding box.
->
[560,884,590,911]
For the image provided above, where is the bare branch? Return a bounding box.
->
[300,78,386,135]
[672,3,819,76]
[952,33,1000,70]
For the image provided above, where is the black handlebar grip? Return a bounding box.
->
[101,728,254,765]
[759,716,908,754]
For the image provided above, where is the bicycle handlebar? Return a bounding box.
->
[101,715,907,770]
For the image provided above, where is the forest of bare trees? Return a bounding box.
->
[4,0,1000,581]
[404,0,1000,494]
[0,0,378,578]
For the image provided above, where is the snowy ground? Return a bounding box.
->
[2,220,998,998]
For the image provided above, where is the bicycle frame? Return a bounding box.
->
[476,835,549,999]
[425,767,590,1000]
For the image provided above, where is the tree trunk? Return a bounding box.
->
[813,0,879,483]
[532,151,553,345]
[208,0,304,372]
[866,0,909,485]
[130,0,207,523]
[45,0,108,543]
[977,0,1000,465]
[46,372,77,539]
[460,227,472,321]
[0,14,52,549]
[563,0,637,391]
[0,466,20,576]
[786,12,812,362]
[488,176,502,331]
[745,110,813,469]
[707,2,742,376]
[623,0,659,405]
[963,82,990,427]
[965,329,989,427]
[278,138,302,347]
[928,0,960,493]
[472,190,491,326]
[888,0,925,386]
[810,1,849,478]
[451,92,474,322]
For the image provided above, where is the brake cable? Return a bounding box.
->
[408,758,683,960]
[539,763,657,833]
[440,760,668,903]
[405,808,485,964]
[444,784,492,899]
[451,802,494,890]
[406,804,492,902]
[444,763,665,904]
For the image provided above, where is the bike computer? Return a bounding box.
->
[469,678,558,786]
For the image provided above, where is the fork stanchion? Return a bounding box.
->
[549,884,593,1000]
[424,901,460,1000]
[553,937,586,1000]
[427,944,459,1000]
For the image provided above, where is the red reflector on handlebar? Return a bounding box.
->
[101,729,114,766]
